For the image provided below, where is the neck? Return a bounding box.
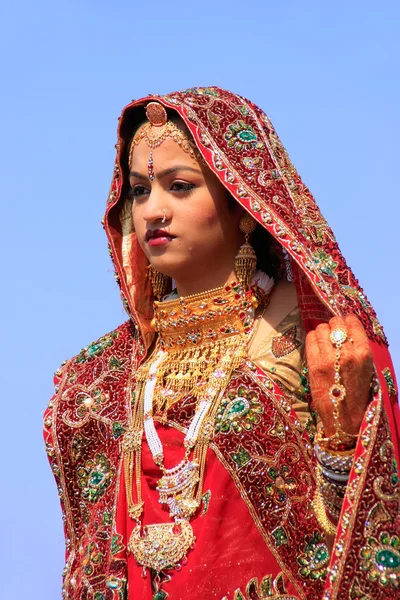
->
[174,267,237,298]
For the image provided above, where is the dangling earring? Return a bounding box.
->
[148,266,169,300]
[234,214,257,290]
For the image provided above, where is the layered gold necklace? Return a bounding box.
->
[122,277,273,595]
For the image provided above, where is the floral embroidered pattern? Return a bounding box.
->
[75,387,108,418]
[80,540,103,576]
[360,530,400,589]
[77,454,115,503]
[265,465,297,504]
[297,531,329,580]
[312,250,338,278]
[215,384,263,434]
[224,120,264,152]
[75,331,118,363]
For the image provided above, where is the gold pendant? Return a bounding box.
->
[128,520,195,573]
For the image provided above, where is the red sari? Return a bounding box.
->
[44,87,399,599]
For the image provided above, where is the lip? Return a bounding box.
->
[148,236,173,247]
[146,229,175,247]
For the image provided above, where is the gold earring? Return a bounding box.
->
[148,266,169,300]
[234,214,257,290]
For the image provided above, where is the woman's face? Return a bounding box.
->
[129,124,243,286]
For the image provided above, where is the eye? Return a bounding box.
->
[170,181,195,193]
[129,185,150,199]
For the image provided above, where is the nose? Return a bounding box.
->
[142,188,170,224]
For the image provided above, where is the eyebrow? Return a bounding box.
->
[129,165,202,180]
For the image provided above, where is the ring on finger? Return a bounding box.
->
[330,328,348,347]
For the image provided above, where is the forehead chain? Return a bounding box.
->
[128,102,204,167]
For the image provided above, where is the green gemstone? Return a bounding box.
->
[376,549,400,569]
[88,343,102,356]
[226,398,248,418]
[315,546,328,565]
[237,130,257,142]
[153,591,168,600]
[90,471,104,486]
[112,422,125,439]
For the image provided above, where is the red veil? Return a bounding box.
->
[44,87,399,599]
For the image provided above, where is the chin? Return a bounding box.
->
[148,256,184,279]
[147,255,188,280]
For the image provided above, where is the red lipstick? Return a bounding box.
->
[146,229,175,247]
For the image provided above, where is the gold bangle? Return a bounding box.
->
[313,467,338,537]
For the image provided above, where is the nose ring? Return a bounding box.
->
[161,209,167,224]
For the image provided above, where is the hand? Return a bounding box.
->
[305,315,374,437]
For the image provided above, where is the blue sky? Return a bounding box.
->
[1,1,399,597]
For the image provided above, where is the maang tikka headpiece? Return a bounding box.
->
[128,101,204,166]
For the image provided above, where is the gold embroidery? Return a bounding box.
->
[382,367,397,396]
[221,571,299,599]
[271,325,301,359]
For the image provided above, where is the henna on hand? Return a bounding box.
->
[305,314,374,437]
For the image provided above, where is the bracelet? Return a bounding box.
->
[314,444,355,473]
[320,466,350,484]
[324,498,341,519]
[319,479,346,508]
[313,483,337,536]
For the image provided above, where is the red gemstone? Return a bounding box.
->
[172,524,182,535]
[332,387,341,397]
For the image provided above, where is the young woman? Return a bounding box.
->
[44,87,399,600]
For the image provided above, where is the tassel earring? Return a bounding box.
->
[235,214,257,290]
[148,266,169,300]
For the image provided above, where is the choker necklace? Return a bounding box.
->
[122,275,274,597]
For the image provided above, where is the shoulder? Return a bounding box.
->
[54,320,138,386]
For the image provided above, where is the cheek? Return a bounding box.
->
[205,210,221,227]
[131,207,146,247]
[187,199,223,230]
